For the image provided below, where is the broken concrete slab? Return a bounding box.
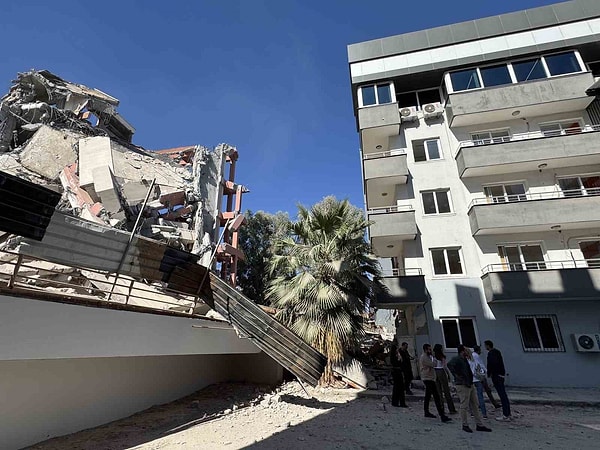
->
[92,165,124,220]
[19,125,79,180]
[79,136,114,187]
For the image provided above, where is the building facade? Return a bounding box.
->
[348,0,600,387]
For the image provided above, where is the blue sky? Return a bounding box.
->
[1,0,554,216]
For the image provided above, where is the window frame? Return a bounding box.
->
[412,138,443,162]
[445,50,585,94]
[578,239,600,268]
[396,87,442,110]
[556,173,600,197]
[538,118,584,137]
[358,82,396,108]
[440,317,479,351]
[497,242,547,271]
[430,247,464,276]
[516,315,565,353]
[483,181,527,203]
[470,128,511,145]
[421,189,453,215]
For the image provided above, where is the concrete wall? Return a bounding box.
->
[358,103,400,130]
[376,275,427,305]
[363,153,408,180]
[0,353,282,449]
[367,210,416,239]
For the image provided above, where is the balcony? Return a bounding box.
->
[481,260,600,303]
[446,72,595,128]
[363,149,409,208]
[367,205,417,256]
[374,269,428,306]
[468,191,600,235]
[358,103,401,155]
[456,126,600,178]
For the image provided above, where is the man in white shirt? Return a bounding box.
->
[473,345,500,409]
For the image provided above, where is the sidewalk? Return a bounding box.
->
[358,383,600,407]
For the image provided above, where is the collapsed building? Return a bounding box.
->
[0,70,325,449]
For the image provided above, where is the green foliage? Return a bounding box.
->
[236,210,290,304]
[266,196,385,384]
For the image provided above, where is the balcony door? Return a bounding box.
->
[498,244,546,271]
[484,183,526,203]
[558,175,600,197]
[579,240,600,268]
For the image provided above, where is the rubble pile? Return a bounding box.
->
[0,69,245,311]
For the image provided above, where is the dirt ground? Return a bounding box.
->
[28,381,600,450]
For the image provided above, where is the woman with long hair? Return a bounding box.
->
[433,344,457,414]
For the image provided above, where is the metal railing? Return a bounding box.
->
[0,248,203,317]
[456,124,600,156]
[382,268,423,277]
[367,204,414,214]
[481,259,600,274]
[363,148,407,160]
[468,189,600,209]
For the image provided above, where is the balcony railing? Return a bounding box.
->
[455,124,600,157]
[367,204,414,215]
[482,259,600,275]
[363,148,407,160]
[468,189,600,210]
[382,268,423,277]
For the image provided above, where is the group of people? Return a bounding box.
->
[390,338,512,434]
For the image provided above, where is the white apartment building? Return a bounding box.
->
[349,0,600,387]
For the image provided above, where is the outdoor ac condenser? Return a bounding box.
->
[572,333,600,352]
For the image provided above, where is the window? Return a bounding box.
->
[418,88,441,105]
[545,51,582,76]
[588,61,600,77]
[431,248,463,275]
[539,120,582,137]
[360,83,393,107]
[397,89,441,110]
[397,91,418,109]
[413,138,441,162]
[471,129,511,145]
[480,64,512,87]
[558,175,600,197]
[579,241,600,268]
[484,183,526,203]
[516,315,564,352]
[422,190,452,215]
[450,68,481,91]
[498,244,545,271]
[441,317,478,349]
[512,58,547,82]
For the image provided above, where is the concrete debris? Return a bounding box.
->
[0,69,250,312]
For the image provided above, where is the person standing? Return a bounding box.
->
[447,345,492,433]
[432,344,457,414]
[484,340,511,421]
[473,345,501,409]
[466,347,487,419]
[419,344,451,423]
[390,338,408,407]
[399,342,414,395]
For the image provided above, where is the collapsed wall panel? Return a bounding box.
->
[19,126,80,180]
[78,136,114,187]
[0,171,327,386]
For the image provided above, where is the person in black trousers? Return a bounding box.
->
[419,343,451,423]
[399,342,415,395]
[390,338,408,407]
[485,340,512,421]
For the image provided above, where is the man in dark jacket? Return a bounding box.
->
[448,345,492,434]
[485,340,511,421]
[399,342,414,395]
[389,338,407,407]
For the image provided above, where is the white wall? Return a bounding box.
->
[0,353,282,450]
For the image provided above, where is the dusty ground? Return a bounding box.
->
[28,382,599,450]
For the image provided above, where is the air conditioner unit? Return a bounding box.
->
[572,333,600,352]
[422,102,443,119]
[399,106,418,122]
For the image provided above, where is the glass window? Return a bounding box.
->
[441,318,478,349]
[517,315,564,352]
[579,241,600,268]
[513,58,547,82]
[484,183,526,203]
[559,175,600,197]
[545,52,581,76]
[361,85,376,106]
[450,68,481,91]
[471,129,510,145]
[499,244,545,271]
[412,139,442,162]
[421,190,451,215]
[377,84,392,104]
[431,248,463,275]
[480,64,512,87]
[540,120,582,137]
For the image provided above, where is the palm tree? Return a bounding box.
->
[266,196,385,385]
